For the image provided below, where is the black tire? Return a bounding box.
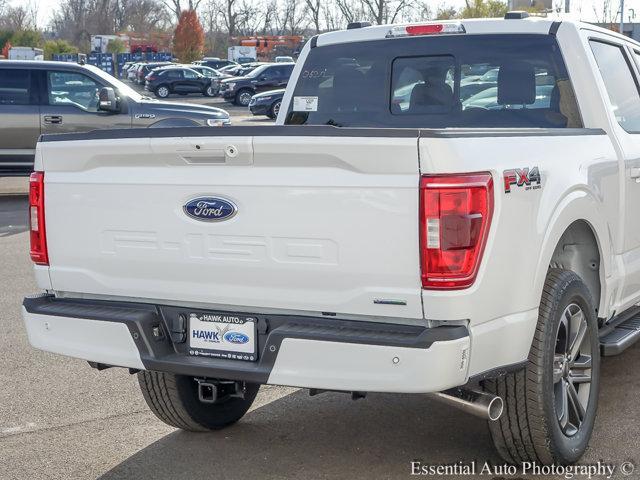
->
[235,89,253,106]
[267,100,281,119]
[137,371,260,431]
[485,269,600,465]
[203,85,216,97]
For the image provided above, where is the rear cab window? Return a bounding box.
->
[0,69,32,105]
[285,34,582,129]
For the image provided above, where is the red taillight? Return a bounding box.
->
[29,171,48,265]
[420,173,493,290]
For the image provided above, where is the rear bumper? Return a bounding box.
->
[22,295,470,393]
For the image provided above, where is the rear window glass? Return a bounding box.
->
[285,34,582,129]
[0,69,30,105]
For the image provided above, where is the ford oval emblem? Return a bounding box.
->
[224,332,250,344]
[183,197,237,222]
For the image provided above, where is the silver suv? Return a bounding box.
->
[0,61,230,175]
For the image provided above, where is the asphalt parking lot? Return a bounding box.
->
[2,99,640,480]
[3,200,640,479]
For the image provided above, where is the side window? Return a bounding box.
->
[183,69,197,79]
[263,67,279,79]
[47,71,101,112]
[166,70,182,79]
[590,40,640,132]
[0,69,31,105]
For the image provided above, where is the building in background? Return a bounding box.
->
[91,35,130,53]
[8,47,44,60]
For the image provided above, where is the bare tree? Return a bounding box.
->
[0,1,39,31]
[304,0,321,33]
[322,1,343,30]
[161,0,203,21]
[278,0,306,35]
[235,0,262,35]
[50,0,170,51]
[592,0,613,23]
[219,0,238,36]
[334,0,364,25]
[260,0,278,34]
[360,0,410,24]
[120,0,171,32]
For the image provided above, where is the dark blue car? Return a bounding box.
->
[248,89,285,119]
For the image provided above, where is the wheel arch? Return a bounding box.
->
[533,191,612,318]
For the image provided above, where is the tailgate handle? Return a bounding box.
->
[44,115,63,125]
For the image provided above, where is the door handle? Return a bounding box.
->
[44,115,63,125]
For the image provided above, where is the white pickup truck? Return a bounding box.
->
[22,14,640,465]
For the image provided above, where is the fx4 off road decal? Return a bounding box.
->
[503,167,541,193]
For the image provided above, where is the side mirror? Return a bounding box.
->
[98,87,119,112]
[259,76,267,81]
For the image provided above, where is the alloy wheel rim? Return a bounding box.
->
[553,303,593,437]
[158,87,168,97]
[273,102,280,116]
[240,92,251,105]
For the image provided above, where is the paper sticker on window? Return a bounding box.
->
[293,96,318,112]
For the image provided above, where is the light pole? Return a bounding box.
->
[621,0,625,35]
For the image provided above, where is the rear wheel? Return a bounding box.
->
[138,371,260,431]
[155,85,170,98]
[485,269,600,465]
[203,85,216,97]
[267,100,281,119]
[235,89,253,106]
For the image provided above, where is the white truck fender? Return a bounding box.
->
[533,188,613,317]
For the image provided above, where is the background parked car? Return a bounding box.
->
[187,64,231,95]
[0,61,229,174]
[136,62,172,84]
[127,63,142,82]
[120,61,135,79]
[145,66,216,98]
[219,63,294,106]
[220,62,266,77]
[194,58,236,70]
[249,89,284,119]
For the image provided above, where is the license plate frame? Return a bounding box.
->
[188,312,258,362]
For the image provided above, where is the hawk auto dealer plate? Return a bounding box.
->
[188,313,257,361]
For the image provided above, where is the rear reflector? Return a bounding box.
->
[387,22,466,38]
[29,171,48,265]
[420,173,493,290]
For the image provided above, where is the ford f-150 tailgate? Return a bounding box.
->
[36,127,424,321]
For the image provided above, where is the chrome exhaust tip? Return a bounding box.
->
[428,388,503,421]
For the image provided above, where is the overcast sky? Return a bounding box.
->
[12,0,640,29]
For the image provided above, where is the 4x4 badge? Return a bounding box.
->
[503,167,541,193]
